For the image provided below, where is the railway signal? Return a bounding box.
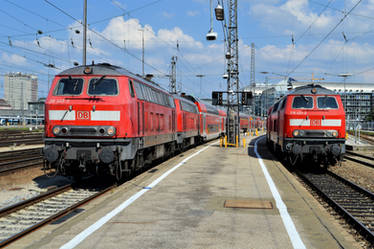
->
[212,91,253,106]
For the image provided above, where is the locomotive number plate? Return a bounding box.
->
[311,119,321,126]
[77,111,90,120]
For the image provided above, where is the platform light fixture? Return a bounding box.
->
[215,3,224,21]
[206,0,217,41]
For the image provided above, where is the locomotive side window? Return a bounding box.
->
[129,80,135,97]
[180,101,198,113]
[133,81,144,99]
[317,96,338,109]
[292,96,313,109]
[88,78,118,95]
[280,98,287,109]
[55,78,83,96]
[272,102,280,113]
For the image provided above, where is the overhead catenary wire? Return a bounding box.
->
[287,0,362,77]
[44,0,167,75]
[3,0,65,28]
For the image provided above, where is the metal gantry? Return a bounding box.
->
[226,0,239,144]
[169,56,177,94]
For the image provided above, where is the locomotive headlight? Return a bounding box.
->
[107,126,116,136]
[52,126,60,135]
[293,130,300,137]
[327,130,338,137]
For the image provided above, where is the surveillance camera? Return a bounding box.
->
[222,74,228,79]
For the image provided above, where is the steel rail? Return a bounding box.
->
[344,153,374,169]
[346,151,374,161]
[297,170,374,244]
[0,158,43,174]
[0,184,114,248]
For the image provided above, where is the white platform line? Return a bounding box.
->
[254,138,306,249]
[60,142,216,249]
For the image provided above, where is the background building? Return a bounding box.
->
[4,73,38,110]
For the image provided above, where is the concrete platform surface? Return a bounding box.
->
[10,135,361,249]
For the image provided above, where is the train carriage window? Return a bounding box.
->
[168,96,175,108]
[156,91,162,105]
[317,96,338,109]
[129,80,135,97]
[272,102,280,113]
[55,78,83,96]
[88,78,118,95]
[138,82,146,100]
[280,98,287,109]
[144,86,152,102]
[292,96,313,109]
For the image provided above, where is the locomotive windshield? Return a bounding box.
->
[292,96,313,109]
[88,78,118,95]
[55,78,83,96]
[317,96,338,109]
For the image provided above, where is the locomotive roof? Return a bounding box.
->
[58,63,163,89]
[289,84,336,95]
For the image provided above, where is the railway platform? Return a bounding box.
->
[8,134,361,249]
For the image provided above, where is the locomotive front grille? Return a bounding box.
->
[304,130,325,137]
[70,127,97,135]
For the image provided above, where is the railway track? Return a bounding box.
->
[0,130,43,147]
[345,151,374,169]
[0,183,114,247]
[0,148,43,174]
[297,170,374,244]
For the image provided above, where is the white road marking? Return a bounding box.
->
[254,137,306,249]
[60,142,216,249]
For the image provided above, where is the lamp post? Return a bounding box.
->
[138,28,145,77]
[196,74,205,98]
[338,73,352,122]
[260,71,269,117]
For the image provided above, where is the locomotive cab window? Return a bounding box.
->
[317,96,338,109]
[292,96,313,109]
[88,78,118,95]
[54,78,83,96]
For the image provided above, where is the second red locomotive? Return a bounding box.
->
[266,84,346,166]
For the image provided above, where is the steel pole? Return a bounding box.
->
[83,0,87,65]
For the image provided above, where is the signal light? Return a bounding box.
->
[241,91,253,105]
[212,91,223,105]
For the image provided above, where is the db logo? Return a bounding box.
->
[311,119,320,126]
[77,111,90,120]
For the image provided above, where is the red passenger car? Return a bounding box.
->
[266,84,346,166]
[182,95,225,141]
[173,94,199,149]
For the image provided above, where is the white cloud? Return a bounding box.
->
[100,17,203,50]
[187,10,199,17]
[250,0,334,35]
[162,11,174,19]
[1,53,27,65]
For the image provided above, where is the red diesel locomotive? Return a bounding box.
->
[43,63,226,181]
[266,84,346,166]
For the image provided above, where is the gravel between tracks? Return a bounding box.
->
[329,155,374,193]
[0,167,72,210]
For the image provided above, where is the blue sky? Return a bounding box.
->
[0,0,373,99]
